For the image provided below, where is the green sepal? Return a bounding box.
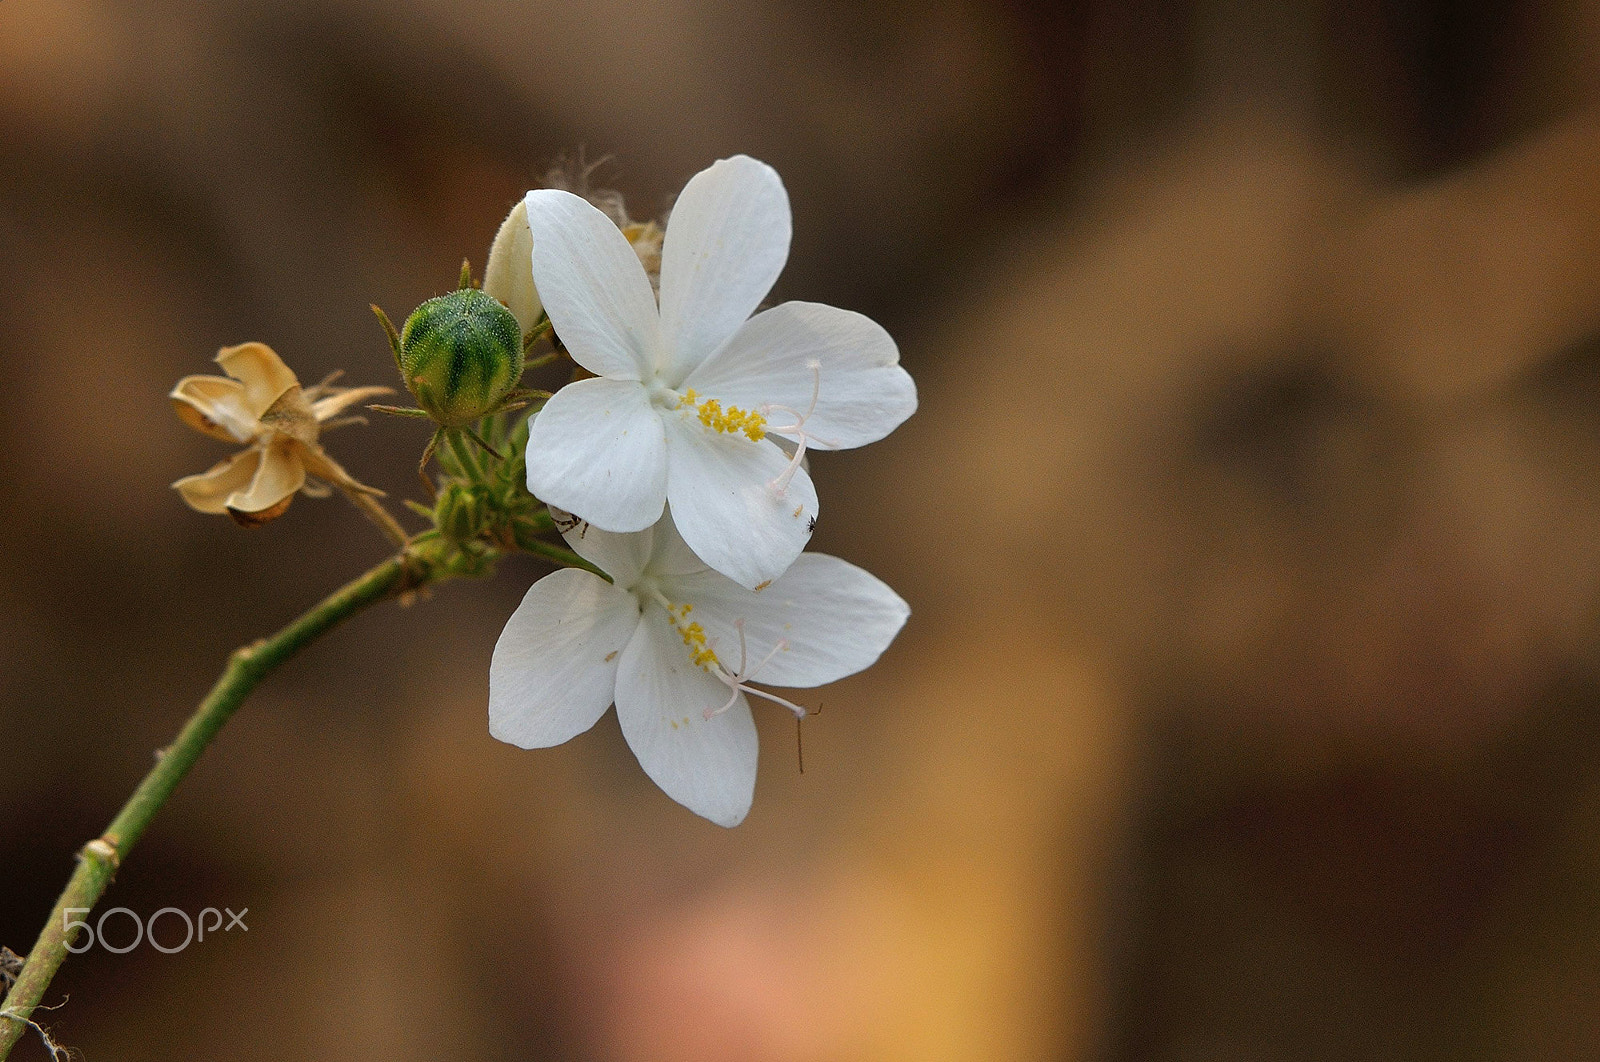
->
[371,304,403,376]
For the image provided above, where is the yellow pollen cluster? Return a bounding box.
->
[667,602,718,670]
[679,389,766,441]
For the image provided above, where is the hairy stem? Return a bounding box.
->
[445,426,485,480]
[0,543,460,1057]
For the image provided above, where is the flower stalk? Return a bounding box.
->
[0,536,482,1059]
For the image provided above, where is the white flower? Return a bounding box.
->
[489,511,910,826]
[522,155,918,590]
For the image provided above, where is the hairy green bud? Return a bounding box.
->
[398,289,523,427]
[435,482,490,544]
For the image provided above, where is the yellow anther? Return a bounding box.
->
[666,605,719,672]
[677,390,766,441]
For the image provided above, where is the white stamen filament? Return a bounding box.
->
[705,618,807,720]
[762,360,837,495]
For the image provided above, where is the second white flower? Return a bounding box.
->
[488,512,911,826]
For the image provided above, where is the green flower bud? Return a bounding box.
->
[435,482,490,544]
[398,288,523,427]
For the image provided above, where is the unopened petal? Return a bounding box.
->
[483,197,544,336]
[489,567,642,748]
[524,189,660,380]
[684,301,917,449]
[525,377,668,533]
[225,438,305,517]
[614,605,758,827]
[657,156,791,383]
[660,553,910,688]
[663,418,816,590]
[172,448,262,514]
[215,342,299,418]
[170,375,259,443]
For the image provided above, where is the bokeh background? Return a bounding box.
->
[5,0,1600,1058]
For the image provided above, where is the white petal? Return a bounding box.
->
[555,519,657,589]
[660,553,910,688]
[483,198,544,336]
[489,568,642,748]
[524,189,661,380]
[656,156,791,384]
[684,302,917,449]
[614,605,758,827]
[525,377,668,533]
[662,416,816,590]
[554,507,711,585]
[646,507,713,578]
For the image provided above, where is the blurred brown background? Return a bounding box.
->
[5,0,1600,1059]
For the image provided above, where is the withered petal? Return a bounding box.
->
[224,438,306,517]
[227,494,294,528]
[172,449,262,514]
[216,342,299,419]
[170,375,259,443]
[299,443,385,497]
[309,384,395,423]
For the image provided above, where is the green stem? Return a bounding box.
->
[0,543,459,1058]
[445,427,486,479]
